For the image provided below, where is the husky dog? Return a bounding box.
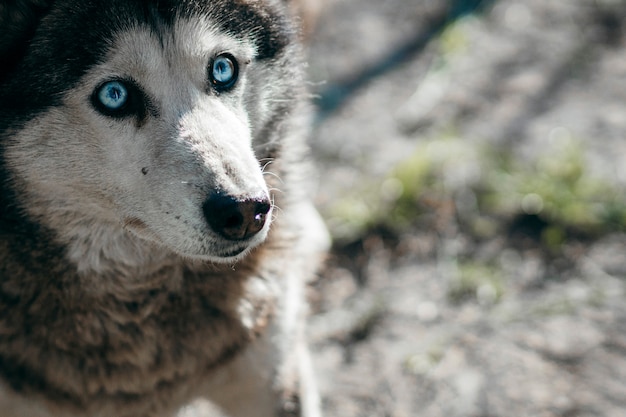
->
[0,1,329,416]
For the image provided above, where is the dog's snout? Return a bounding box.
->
[203,193,271,241]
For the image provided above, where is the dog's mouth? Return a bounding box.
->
[123,217,163,244]
[212,243,254,261]
[121,191,271,262]
[124,217,150,232]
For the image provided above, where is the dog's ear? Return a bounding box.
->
[0,0,54,82]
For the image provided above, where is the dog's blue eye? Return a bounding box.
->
[97,81,128,110]
[211,54,238,90]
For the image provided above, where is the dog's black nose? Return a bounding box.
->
[203,192,271,241]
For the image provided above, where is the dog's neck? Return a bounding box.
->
[64,219,172,276]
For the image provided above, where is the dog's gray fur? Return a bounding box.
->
[0,1,329,416]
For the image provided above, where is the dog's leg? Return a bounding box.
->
[200,332,280,417]
[297,342,322,417]
[274,202,328,417]
[202,295,321,417]
[202,203,328,417]
[199,327,320,417]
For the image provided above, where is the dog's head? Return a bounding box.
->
[0,0,303,263]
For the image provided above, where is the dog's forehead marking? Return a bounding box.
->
[100,18,256,82]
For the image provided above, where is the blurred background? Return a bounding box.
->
[302,0,626,416]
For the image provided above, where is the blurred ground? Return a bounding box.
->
[305,1,626,416]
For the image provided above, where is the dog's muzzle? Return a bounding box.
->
[203,192,271,241]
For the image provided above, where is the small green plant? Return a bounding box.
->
[447,261,504,305]
[481,135,626,241]
[404,343,446,375]
[325,131,626,246]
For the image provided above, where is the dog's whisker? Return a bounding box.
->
[269,197,283,215]
[262,171,284,184]
[260,159,277,173]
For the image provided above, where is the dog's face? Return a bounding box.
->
[0,0,298,263]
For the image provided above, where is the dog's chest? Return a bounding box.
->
[0,263,278,416]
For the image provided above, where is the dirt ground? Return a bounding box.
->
[304,1,626,416]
